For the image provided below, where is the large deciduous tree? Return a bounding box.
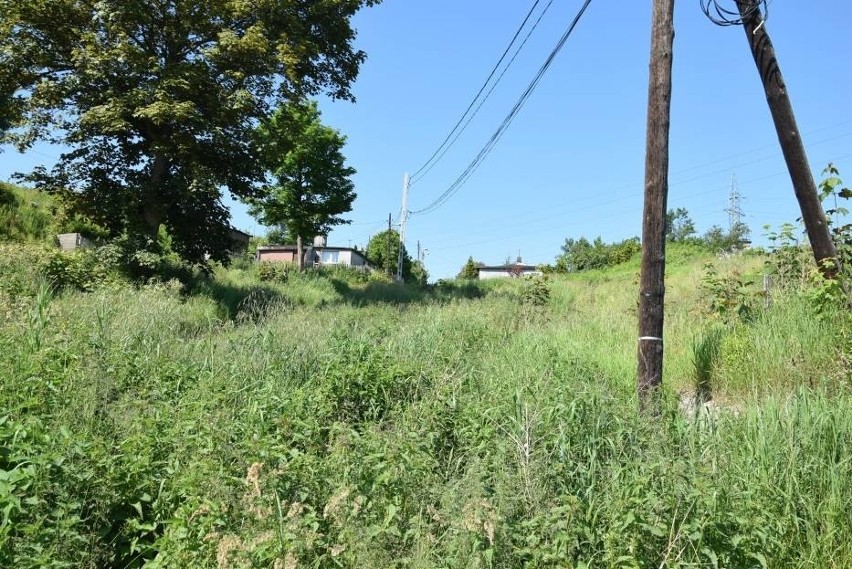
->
[0,0,379,263]
[248,101,356,270]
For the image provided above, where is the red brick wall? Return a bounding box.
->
[258,250,297,262]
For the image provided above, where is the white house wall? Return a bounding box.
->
[479,269,540,279]
[315,249,369,267]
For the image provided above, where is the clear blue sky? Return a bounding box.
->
[2,1,851,279]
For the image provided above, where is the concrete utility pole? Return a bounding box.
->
[386,213,392,277]
[734,0,838,278]
[396,173,410,282]
[637,0,676,410]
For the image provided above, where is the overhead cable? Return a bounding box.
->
[410,0,545,182]
[411,0,558,186]
[410,0,595,216]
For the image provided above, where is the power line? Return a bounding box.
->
[410,0,595,216]
[418,150,852,251]
[413,127,852,245]
[410,0,558,186]
[410,0,546,181]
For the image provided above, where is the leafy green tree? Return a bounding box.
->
[411,260,429,287]
[703,222,751,252]
[0,91,12,149]
[248,101,356,269]
[0,0,379,264]
[556,236,640,272]
[458,257,480,279]
[265,227,296,246]
[665,208,697,242]
[367,230,412,279]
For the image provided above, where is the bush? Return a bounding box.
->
[521,274,550,307]
[309,264,370,285]
[0,243,52,301]
[257,261,290,283]
[58,213,110,241]
[699,262,757,324]
[555,236,640,272]
[42,245,123,292]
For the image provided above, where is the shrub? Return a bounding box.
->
[521,274,550,307]
[699,262,756,324]
[310,264,370,285]
[0,243,52,301]
[763,222,809,289]
[58,213,110,241]
[257,261,290,283]
[42,245,123,292]
[555,236,640,272]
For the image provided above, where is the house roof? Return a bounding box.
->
[256,244,297,251]
[230,227,253,239]
[257,244,365,254]
[478,263,539,271]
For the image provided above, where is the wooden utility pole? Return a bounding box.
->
[637,0,676,410]
[735,1,838,278]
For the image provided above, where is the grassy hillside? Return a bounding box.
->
[0,193,850,567]
[0,182,57,243]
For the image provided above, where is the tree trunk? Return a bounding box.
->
[296,234,304,272]
[735,1,839,279]
[142,153,169,235]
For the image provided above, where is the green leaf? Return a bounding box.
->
[749,552,768,568]
[701,547,719,568]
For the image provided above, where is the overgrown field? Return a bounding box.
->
[1,240,851,567]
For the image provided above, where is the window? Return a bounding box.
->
[321,250,339,264]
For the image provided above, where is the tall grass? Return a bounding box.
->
[0,244,849,567]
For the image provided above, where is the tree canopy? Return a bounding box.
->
[411,259,429,286]
[247,101,356,266]
[366,229,412,280]
[0,0,379,264]
[556,236,640,272]
[458,257,480,279]
[665,208,697,242]
[703,222,751,251]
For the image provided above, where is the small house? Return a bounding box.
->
[256,243,370,269]
[229,228,252,254]
[477,262,540,279]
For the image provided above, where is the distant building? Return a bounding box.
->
[477,261,540,279]
[229,228,252,255]
[256,243,370,269]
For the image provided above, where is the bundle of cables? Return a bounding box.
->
[700,0,769,27]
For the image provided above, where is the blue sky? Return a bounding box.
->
[2,0,851,279]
